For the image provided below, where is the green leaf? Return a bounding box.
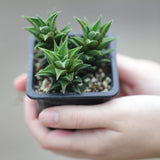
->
[100,49,114,57]
[59,80,69,93]
[55,59,70,69]
[69,59,82,72]
[92,15,102,31]
[74,16,88,39]
[34,42,52,49]
[39,26,50,34]
[54,32,67,42]
[58,37,68,57]
[69,39,80,48]
[24,27,40,40]
[97,37,116,50]
[41,34,49,41]
[95,58,110,65]
[88,31,97,40]
[76,64,92,73]
[55,68,67,80]
[72,76,82,84]
[100,20,113,36]
[36,64,55,77]
[60,24,71,33]
[71,36,84,46]
[68,46,82,60]
[71,86,81,94]
[86,39,98,48]
[86,50,101,56]
[39,47,54,64]
[54,41,59,52]
[23,16,41,29]
[37,16,46,26]
[62,72,74,82]
[47,79,60,92]
[83,54,95,62]
[46,11,61,30]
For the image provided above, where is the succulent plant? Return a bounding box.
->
[69,16,116,66]
[24,11,116,94]
[36,37,90,93]
[24,10,71,49]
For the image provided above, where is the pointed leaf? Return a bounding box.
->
[68,46,82,59]
[47,79,60,92]
[55,59,70,69]
[37,16,46,26]
[69,39,80,48]
[59,80,69,93]
[95,58,110,65]
[36,64,55,77]
[34,42,52,49]
[60,24,71,33]
[86,39,98,48]
[72,76,82,84]
[100,20,113,36]
[76,64,92,73]
[97,37,116,50]
[24,27,40,40]
[39,48,54,64]
[40,26,50,34]
[55,68,67,80]
[23,16,41,29]
[71,36,84,46]
[100,49,114,57]
[62,72,74,82]
[69,59,82,72]
[86,50,101,56]
[58,37,68,56]
[92,15,102,31]
[74,16,88,39]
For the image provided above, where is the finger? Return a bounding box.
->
[45,127,118,157]
[117,54,139,87]
[39,104,114,129]
[24,96,50,147]
[14,73,27,92]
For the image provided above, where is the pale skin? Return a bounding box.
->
[14,54,160,160]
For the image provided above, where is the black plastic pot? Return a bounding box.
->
[26,33,119,112]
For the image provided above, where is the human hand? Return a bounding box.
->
[117,54,160,96]
[14,54,160,160]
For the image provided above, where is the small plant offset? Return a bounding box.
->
[24,10,117,95]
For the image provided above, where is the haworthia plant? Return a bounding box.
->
[69,16,116,66]
[24,10,71,49]
[36,37,90,93]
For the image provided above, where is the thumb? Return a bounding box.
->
[39,104,114,129]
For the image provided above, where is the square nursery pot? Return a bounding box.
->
[26,33,119,112]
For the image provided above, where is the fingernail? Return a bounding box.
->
[39,110,59,127]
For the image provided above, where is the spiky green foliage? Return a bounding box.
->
[24,11,116,94]
[36,37,89,93]
[71,16,116,50]
[24,10,71,49]
[69,16,116,66]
